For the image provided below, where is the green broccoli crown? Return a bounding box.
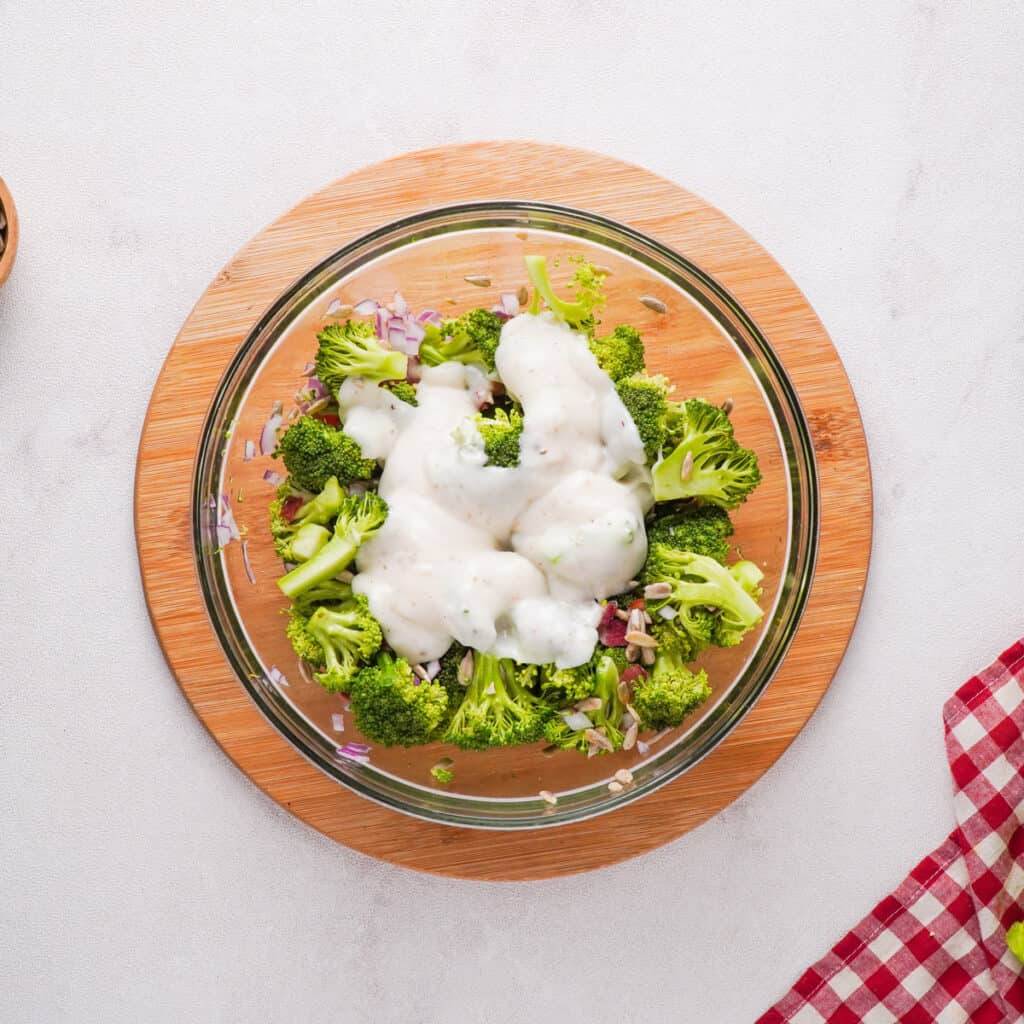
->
[306,595,383,692]
[652,399,762,508]
[443,652,552,750]
[539,661,597,706]
[474,406,524,467]
[543,653,626,754]
[643,546,765,652]
[524,255,607,333]
[431,765,454,785]
[382,380,418,406]
[633,635,712,730]
[349,652,449,746]
[646,503,735,564]
[419,308,504,371]
[275,415,375,493]
[276,491,388,600]
[294,578,353,612]
[269,476,345,559]
[435,643,472,718]
[314,319,409,394]
[285,605,325,665]
[589,324,646,381]
[615,373,671,461]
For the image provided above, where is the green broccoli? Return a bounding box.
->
[543,654,626,754]
[589,325,646,381]
[269,477,345,560]
[524,255,606,333]
[435,643,472,719]
[382,380,418,406]
[293,578,353,611]
[643,546,765,653]
[443,652,552,750]
[419,308,503,371]
[615,373,670,461]
[539,661,597,706]
[430,764,455,785]
[314,319,408,395]
[277,492,387,599]
[652,399,761,508]
[646,504,735,564]
[474,407,523,467]
[349,652,449,746]
[285,604,325,664]
[304,595,383,692]
[275,415,375,493]
[633,635,712,730]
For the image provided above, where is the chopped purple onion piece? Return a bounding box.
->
[243,439,256,462]
[331,713,345,733]
[499,292,520,316]
[262,470,285,486]
[353,298,378,316]
[267,665,289,688]
[392,291,407,316]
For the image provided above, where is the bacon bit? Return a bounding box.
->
[598,602,628,647]
[281,496,303,523]
[629,599,646,610]
[318,413,341,427]
[620,665,648,685]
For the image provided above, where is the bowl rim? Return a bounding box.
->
[190,198,820,830]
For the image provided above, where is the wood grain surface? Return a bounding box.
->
[135,142,872,880]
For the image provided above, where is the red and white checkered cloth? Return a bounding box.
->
[759,640,1024,1023]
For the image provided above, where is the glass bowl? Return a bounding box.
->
[194,202,817,829]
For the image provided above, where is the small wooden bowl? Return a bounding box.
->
[0,177,19,286]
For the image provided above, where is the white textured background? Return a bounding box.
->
[2,3,1023,1021]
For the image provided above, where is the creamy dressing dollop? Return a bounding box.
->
[339,312,652,668]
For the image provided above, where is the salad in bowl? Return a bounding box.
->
[264,255,765,782]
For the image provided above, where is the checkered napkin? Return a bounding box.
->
[758,641,1024,1023]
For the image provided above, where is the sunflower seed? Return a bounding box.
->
[607,780,624,794]
[585,728,614,752]
[614,768,634,785]
[575,696,603,712]
[617,680,634,704]
[614,607,630,621]
[623,722,639,750]
[639,295,667,314]
[721,397,734,414]
[643,611,653,625]
[464,274,491,287]
[515,231,529,241]
[539,790,558,805]
[412,663,430,681]
[625,644,640,663]
[680,451,695,481]
[593,265,613,276]
[445,297,458,305]
[627,608,645,633]
[625,630,658,648]
[458,649,474,685]
[627,703,641,726]
[626,579,639,589]
[644,582,673,600]
[641,645,656,666]
[517,285,529,305]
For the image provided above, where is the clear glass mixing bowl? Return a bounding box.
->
[193,202,817,829]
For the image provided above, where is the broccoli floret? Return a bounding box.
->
[443,652,552,750]
[652,399,761,508]
[615,373,670,461]
[539,662,596,706]
[419,308,503,371]
[305,594,383,692]
[275,415,375,493]
[646,504,734,564]
[349,652,449,746]
[474,407,523,467]
[382,380,418,406]
[293,578,353,612]
[543,654,626,754]
[435,643,472,719]
[314,319,408,395]
[277,492,387,599]
[643,546,765,654]
[590,325,646,381]
[430,764,455,785]
[633,635,712,730]
[269,477,345,560]
[524,255,606,333]
[285,605,325,664]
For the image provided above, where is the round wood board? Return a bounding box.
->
[135,142,871,880]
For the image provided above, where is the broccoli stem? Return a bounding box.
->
[525,255,587,323]
[277,533,358,599]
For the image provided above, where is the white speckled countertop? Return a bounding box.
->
[3,3,1024,1021]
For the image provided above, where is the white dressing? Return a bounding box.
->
[343,312,652,668]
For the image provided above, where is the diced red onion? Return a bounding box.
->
[636,740,650,755]
[260,405,283,455]
[657,605,678,620]
[388,323,407,350]
[406,356,423,383]
[499,292,520,316]
[306,376,327,400]
[206,495,217,510]
[219,493,241,541]
[241,540,256,584]
[267,665,289,688]
[303,361,316,375]
[392,291,407,316]
[374,308,388,340]
[490,307,512,322]
[353,298,378,316]
[425,659,441,681]
[243,439,256,462]
[331,713,345,733]
[263,470,285,486]
[561,710,594,732]
[404,319,426,345]
[324,298,344,317]
[215,524,232,547]
[416,309,443,325]
[337,742,371,764]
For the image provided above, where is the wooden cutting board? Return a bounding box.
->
[135,142,871,880]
